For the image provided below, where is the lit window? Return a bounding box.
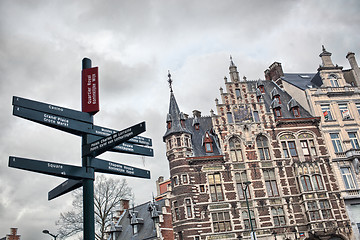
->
[257,135,270,160]
[208,173,224,202]
[321,104,333,120]
[348,132,360,149]
[229,138,243,162]
[340,167,356,189]
[212,212,232,232]
[330,133,343,153]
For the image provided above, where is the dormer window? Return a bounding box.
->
[167,122,171,129]
[274,95,281,104]
[292,107,300,117]
[274,108,282,117]
[195,124,200,130]
[329,74,339,87]
[259,85,265,93]
[204,132,214,153]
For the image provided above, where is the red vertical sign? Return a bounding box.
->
[82,67,99,114]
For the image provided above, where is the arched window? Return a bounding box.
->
[329,74,339,87]
[298,133,317,156]
[229,138,243,162]
[256,135,270,160]
[312,174,324,190]
[300,175,313,191]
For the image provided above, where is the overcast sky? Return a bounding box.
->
[1,0,359,239]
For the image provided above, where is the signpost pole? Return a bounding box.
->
[82,58,95,240]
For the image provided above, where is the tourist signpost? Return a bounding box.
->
[8,58,153,240]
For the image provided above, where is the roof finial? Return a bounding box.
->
[230,55,235,66]
[322,45,326,52]
[168,70,173,93]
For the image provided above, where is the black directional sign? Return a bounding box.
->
[90,158,150,179]
[82,122,146,157]
[13,106,93,136]
[91,125,152,146]
[9,156,93,180]
[48,179,83,200]
[13,96,93,123]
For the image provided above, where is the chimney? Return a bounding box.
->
[346,52,360,85]
[193,110,201,118]
[264,62,284,81]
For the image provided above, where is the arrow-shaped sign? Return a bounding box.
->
[90,158,150,179]
[48,179,83,201]
[9,156,94,180]
[82,122,146,157]
[13,96,93,123]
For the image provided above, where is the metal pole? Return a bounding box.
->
[243,182,256,240]
[82,58,95,240]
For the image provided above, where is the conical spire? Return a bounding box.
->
[229,55,239,82]
[163,73,191,141]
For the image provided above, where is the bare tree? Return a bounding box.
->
[56,175,133,240]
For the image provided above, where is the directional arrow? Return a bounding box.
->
[9,156,93,180]
[13,96,93,123]
[48,179,83,201]
[13,106,92,136]
[82,122,146,157]
[91,125,152,146]
[90,158,150,179]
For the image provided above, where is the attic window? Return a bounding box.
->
[204,132,213,153]
[274,108,282,117]
[274,95,281,104]
[195,124,200,130]
[259,85,265,93]
[292,107,300,117]
[167,122,171,129]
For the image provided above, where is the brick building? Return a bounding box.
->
[163,58,351,240]
[1,228,20,240]
[265,47,360,238]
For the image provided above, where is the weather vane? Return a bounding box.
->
[168,70,173,92]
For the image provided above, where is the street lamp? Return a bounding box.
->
[42,230,58,240]
[242,181,256,240]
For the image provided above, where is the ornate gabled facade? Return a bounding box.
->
[164,59,350,240]
[265,47,360,239]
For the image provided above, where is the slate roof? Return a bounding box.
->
[184,116,222,157]
[115,200,165,240]
[258,80,314,119]
[280,72,322,90]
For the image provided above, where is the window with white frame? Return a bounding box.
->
[185,198,193,218]
[340,167,356,189]
[235,172,250,200]
[348,132,360,149]
[298,133,317,156]
[182,174,188,184]
[300,175,313,191]
[329,75,339,87]
[307,201,321,221]
[319,200,332,219]
[321,104,333,120]
[356,103,360,116]
[311,174,325,190]
[208,173,224,202]
[272,207,286,226]
[242,210,256,230]
[229,138,243,162]
[330,133,343,153]
[256,135,270,160]
[339,103,351,119]
[212,212,232,232]
[263,169,279,197]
